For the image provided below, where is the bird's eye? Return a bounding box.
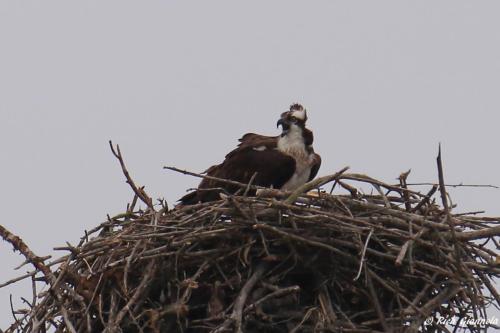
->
[290,116,298,123]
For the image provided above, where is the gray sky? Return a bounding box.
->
[1,1,500,328]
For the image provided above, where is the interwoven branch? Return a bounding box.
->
[2,146,500,333]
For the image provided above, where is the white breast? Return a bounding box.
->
[280,159,311,190]
[277,125,312,191]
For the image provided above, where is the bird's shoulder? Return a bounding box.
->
[238,133,279,149]
[223,133,279,159]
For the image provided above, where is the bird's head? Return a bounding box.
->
[277,103,308,136]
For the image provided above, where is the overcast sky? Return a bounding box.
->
[1,1,500,328]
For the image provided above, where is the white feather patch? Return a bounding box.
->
[277,125,312,190]
[253,146,267,151]
[291,109,306,120]
[277,125,306,156]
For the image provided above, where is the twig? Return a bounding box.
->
[213,263,268,333]
[113,260,156,327]
[0,224,53,281]
[406,182,499,189]
[284,166,349,204]
[399,169,412,211]
[109,140,154,210]
[454,226,500,241]
[436,144,449,212]
[353,228,374,281]
[2,163,500,332]
[366,269,390,332]
[243,172,258,197]
[395,228,425,266]
[243,285,300,314]
[411,185,438,213]
[165,166,270,193]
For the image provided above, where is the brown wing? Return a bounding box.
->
[303,128,314,146]
[239,133,278,146]
[225,133,279,159]
[179,135,295,204]
[309,152,322,181]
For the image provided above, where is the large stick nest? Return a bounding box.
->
[2,145,500,333]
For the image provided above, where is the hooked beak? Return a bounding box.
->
[276,118,290,133]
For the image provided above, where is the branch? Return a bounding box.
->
[243,285,300,314]
[0,224,77,333]
[284,166,350,204]
[353,228,374,281]
[366,269,390,332]
[113,260,156,327]
[0,224,53,283]
[213,263,268,333]
[436,144,449,212]
[406,182,499,189]
[454,226,500,241]
[165,166,271,193]
[109,141,153,210]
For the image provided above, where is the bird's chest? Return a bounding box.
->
[277,137,312,190]
[281,156,312,190]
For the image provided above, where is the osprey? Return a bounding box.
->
[179,104,321,205]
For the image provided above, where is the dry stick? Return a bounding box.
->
[30,276,37,309]
[408,219,415,274]
[253,224,358,263]
[123,241,142,295]
[399,169,412,211]
[14,255,51,271]
[436,145,449,212]
[243,172,258,197]
[406,182,499,189]
[338,180,359,197]
[339,198,451,231]
[0,224,53,281]
[410,185,438,213]
[367,269,427,318]
[165,166,271,193]
[436,146,467,278]
[112,261,156,328]
[9,294,20,327]
[372,184,391,208]
[454,226,500,241]
[243,285,300,314]
[402,273,438,316]
[213,262,268,333]
[408,284,462,332]
[395,228,426,266]
[180,260,210,305]
[263,199,450,254]
[83,273,104,318]
[289,307,318,333]
[476,270,500,307]
[317,284,338,324]
[353,228,374,281]
[0,225,77,333]
[128,193,139,213]
[365,269,390,332]
[109,140,154,210]
[283,166,349,204]
[339,173,426,198]
[4,162,500,331]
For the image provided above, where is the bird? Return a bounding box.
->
[179,103,321,205]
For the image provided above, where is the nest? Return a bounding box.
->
[2,144,500,333]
